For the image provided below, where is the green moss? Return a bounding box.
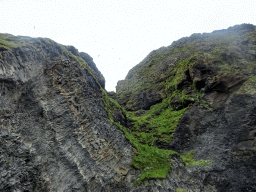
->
[164,54,198,92]
[127,104,187,145]
[0,33,27,50]
[210,46,227,58]
[116,124,180,184]
[103,53,210,184]
[244,28,256,43]
[101,87,180,184]
[173,46,195,55]
[101,88,125,123]
[236,75,256,95]
[146,52,177,68]
[116,46,196,109]
[181,151,211,166]
[132,145,179,184]
[123,55,207,183]
[176,189,186,192]
[199,99,214,109]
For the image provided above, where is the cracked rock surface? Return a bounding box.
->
[0,39,132,192]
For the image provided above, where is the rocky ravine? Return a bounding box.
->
[0,24,256,192]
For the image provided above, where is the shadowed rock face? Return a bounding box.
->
[79,52,105,89]
[0,39,132,192]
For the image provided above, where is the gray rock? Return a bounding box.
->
[0,39,132,191]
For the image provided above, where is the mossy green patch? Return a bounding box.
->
[101,54,211,184]
[210,46,227,59]
[173,46,195,55]
[127,103,187,145]
[125,55,203,146]
[132,145,179,184]
[101,87,181,184]
[147,54,167,68]
[116,46,196,110]
[164,54,198,92]
[0,33,28,50]
[176,189,186,192]
[181,151,211,166]
[244,28,256,44]
[101,88,126,123]
[236,75,256,95]
[120,54,206,183]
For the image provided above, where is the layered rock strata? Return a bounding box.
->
[0,37,132,191]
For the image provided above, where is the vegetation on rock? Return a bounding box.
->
[0,34,105,88]
[176,189,186,192]
[181,151,211,166]
[236,75,256,95]
[101,53,211,184]
[111,23,256,184]
[0,33,28,50]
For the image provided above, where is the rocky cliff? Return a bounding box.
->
[0,35,133,191]
[114,23,256,191]
[1,23,256,192]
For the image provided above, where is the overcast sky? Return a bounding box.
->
[1,0,256,91]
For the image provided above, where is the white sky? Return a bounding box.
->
[1,0,256,91]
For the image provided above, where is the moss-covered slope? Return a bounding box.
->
[116,23,256,111]
[113,23,256,185]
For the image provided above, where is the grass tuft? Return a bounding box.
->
[176,189,186,192]
[181,151,211,166]
[0,33,28,50]
[236,75,256,95]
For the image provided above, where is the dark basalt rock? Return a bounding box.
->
[204,74,246,108]
[155,94,256,192]
[0,38,133,192]
[66,45,80,56]
[126,90,163,111]
[79,52,105,89]
[171,95,195,110]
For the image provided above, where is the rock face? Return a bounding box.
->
[79,52,105,89]
[1,24,256,192]
[114,23,256,191]
[0,36,132,191]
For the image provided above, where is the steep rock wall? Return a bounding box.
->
[113,24,256,192]
[0,36,132,191]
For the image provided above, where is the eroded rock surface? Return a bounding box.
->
[0,38,132,192]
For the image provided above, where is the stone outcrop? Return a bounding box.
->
[0,36,132,191]
[79,52,105,89]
